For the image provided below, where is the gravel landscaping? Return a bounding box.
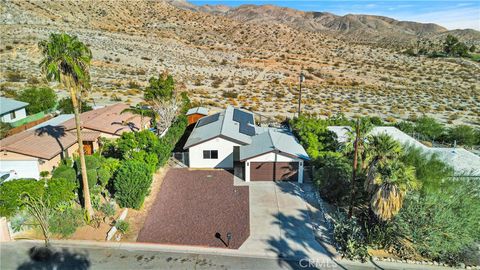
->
[137,169,249,249]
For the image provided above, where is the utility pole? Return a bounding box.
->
[297,71,305,117]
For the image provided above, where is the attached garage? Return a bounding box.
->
[243,151,305,183]
[250,161,299,181]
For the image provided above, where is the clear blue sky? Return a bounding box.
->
[189,0,480,30]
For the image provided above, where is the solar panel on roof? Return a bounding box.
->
[239,124,256,136]
[233,109,254,124]
[196,113,220,127]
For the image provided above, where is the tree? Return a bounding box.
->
[369,160,418,221]
[39,32,94,218]
[443,34,459,55]
[345,118,373,218]
[469,44,476,53]
[414,116,444,142]
[57,97,92,114]
[144,73,174,101]
[20,193,51,247]
[17,87,57,114]
[365,135,419,221]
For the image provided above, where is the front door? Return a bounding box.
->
[83,141,94,155]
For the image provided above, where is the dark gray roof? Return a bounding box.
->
[239,128,310,161]
[184,106,310,161]
[0,97,28,115]
[183,106,253,148]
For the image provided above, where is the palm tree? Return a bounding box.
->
[364,134,402,193]
[120,105,155,130]
[38,33,94,218]
[346,117,373,218]
[369,160,418,221]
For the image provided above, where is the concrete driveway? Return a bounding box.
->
[236,180,334,264]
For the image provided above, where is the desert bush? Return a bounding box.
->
[446,125,477,147]
[222,90,238,98]
[113,160,152,209]
[5,70,26,82]
[414,116,444,141]
[333,211,369,261]
[394,177,480,264]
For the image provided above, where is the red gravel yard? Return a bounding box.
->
[137,169,250,249]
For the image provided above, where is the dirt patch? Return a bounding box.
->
[137,169,249,249]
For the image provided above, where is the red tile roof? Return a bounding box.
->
[62,103,147,135]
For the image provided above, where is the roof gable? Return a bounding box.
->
[0,97,28,115]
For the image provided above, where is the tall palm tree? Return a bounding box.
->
[38,33,94,218]
[369,160,418,221]
[346,117,373,218]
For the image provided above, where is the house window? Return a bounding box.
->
[9,111,16,119]
[203,150,218,159]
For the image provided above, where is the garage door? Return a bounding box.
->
[250,162,298,181]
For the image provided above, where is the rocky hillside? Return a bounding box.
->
[1,0,479,126]
[173,1,480,46]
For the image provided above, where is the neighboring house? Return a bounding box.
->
[184,106,309,182]
[0,103,149,179]
[0,126,100,179]
[186,107,209,125]
[328,126,480,176]
[0,97,28,123]
[60,103,149,139]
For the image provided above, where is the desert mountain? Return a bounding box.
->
[170,1,479,46]
[0,0,479,126]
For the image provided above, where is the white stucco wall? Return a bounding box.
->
[0,160,40,180]
[1,108,27,123]
[188,137,241,168]
[244,152,304,183]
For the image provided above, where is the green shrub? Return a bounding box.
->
[447,125,477,147]
[45,178,77,208]
[333,211,369,262]
[290,116,338,159]
[0,179,44,217]
[49,206,84,237]
[100,202,116,218]
[394,177,480,264]
[114,160,152,209]
[395,121,415,134]
[51,164,77,184]
[17,87,57,114]
[314,154,352,205]
[414,116,444,141]
[115,220,129,234]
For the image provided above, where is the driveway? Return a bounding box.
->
[138,169,249,249]
[236,180,334,262]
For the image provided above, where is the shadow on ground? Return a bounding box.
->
[267,182,348,270]
[17,246,91,270]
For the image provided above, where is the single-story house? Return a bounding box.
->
[186,107,209,125]
[0,103,148,179]
[0,97,28,123]
[183,106,309,182]
[328,126,480,176]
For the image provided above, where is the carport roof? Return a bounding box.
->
[239,128,310,161]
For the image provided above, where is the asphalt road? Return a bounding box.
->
[0,241,342,270]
